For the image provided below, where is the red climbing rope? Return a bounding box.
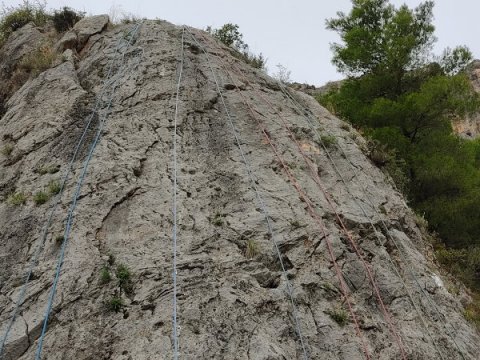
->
[218,55,408,358]
[193,31,372,360]
[249,82,408,360]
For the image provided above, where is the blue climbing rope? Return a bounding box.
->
[0,24,142,359]
[171,26,185,360]
[33,22,143,360]
[186,28,309,360]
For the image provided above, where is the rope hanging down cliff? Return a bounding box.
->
[186,29,310,360]
[234,73,409,359]
[171,26,185,360]
[201,39,372,359]
[278,84,466,360]
[0,23,143,359]
[34,22,144,360]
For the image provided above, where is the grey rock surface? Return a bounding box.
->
[55,30,77,52]
[0,19,479,360]
[72,14,109,50]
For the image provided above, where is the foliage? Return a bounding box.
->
[245,239,258,259]
[273,64,292,84]
[290,219,301,230]
[323,0,480,255]
[319,134,337,148]
[116,264,133,293]
[207,23,246,51]
[328,306,349,326]
[107,296,123,312]
[19,44,56,76]
[33,190,49,205]
[52,6,84,32]
[463,293,480,329]
[37,164,58,175]
[48,180,61,195]
[207,23,267,70]
[8,192,26,205]
[212,213,225,226]
[0,1,49,44]
[100,266,112,284]
[1,144,13,156]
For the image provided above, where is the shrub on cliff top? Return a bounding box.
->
[52,6,84,32]
[0,1,49,43]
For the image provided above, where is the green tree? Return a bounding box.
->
[207,23,247,51]
[321,0,480,251]
[206,23,267,70]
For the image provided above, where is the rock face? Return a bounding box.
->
[0,18,479,360]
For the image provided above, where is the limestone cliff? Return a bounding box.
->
[0,17,479,360]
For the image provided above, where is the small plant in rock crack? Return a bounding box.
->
[319,134,337,149]
[245,239,258,259]
[100,266,112,284]
[55,234,64,244]
[116,264,133,293]
[33,190,50,205]
[211,213,225,227]
[8,192,27,205]
[107,296,124,312]
[1,144,13,157]
[48,180,61,195]
[37,164,59,175]
[329,306,349,326]
[290,219,301,230]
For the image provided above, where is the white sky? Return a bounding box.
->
[3,0,479,86]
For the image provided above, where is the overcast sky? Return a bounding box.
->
[3,0,478,85]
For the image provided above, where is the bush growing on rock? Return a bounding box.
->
[33,190,49,205]
[207,23,267,70]
[116,264,133,294]
[0,0,50,44]
[8,191,26,205]
[107,296,123,312]
[52,6,84,32]
[328,306,349,326]
[19,44,56,76]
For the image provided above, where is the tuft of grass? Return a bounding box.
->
[116,263,133,293]
[37,164,58,175]
[8,191,26,205]
[55,234,64,244]
[19,44,56,77]
[463,295,480,329]
[245,239,258,259]
[212,213,224,227]
[1,144,13,157]
[340,123,351,131]
[33,190,49,205]
[290,219,301,230]
[100,266,112,284]
[47,180,61,195]
[319,134,337,148]
[329,307,349,326]
[107,296,124,312]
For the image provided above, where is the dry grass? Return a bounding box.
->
[19,44,56,76]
